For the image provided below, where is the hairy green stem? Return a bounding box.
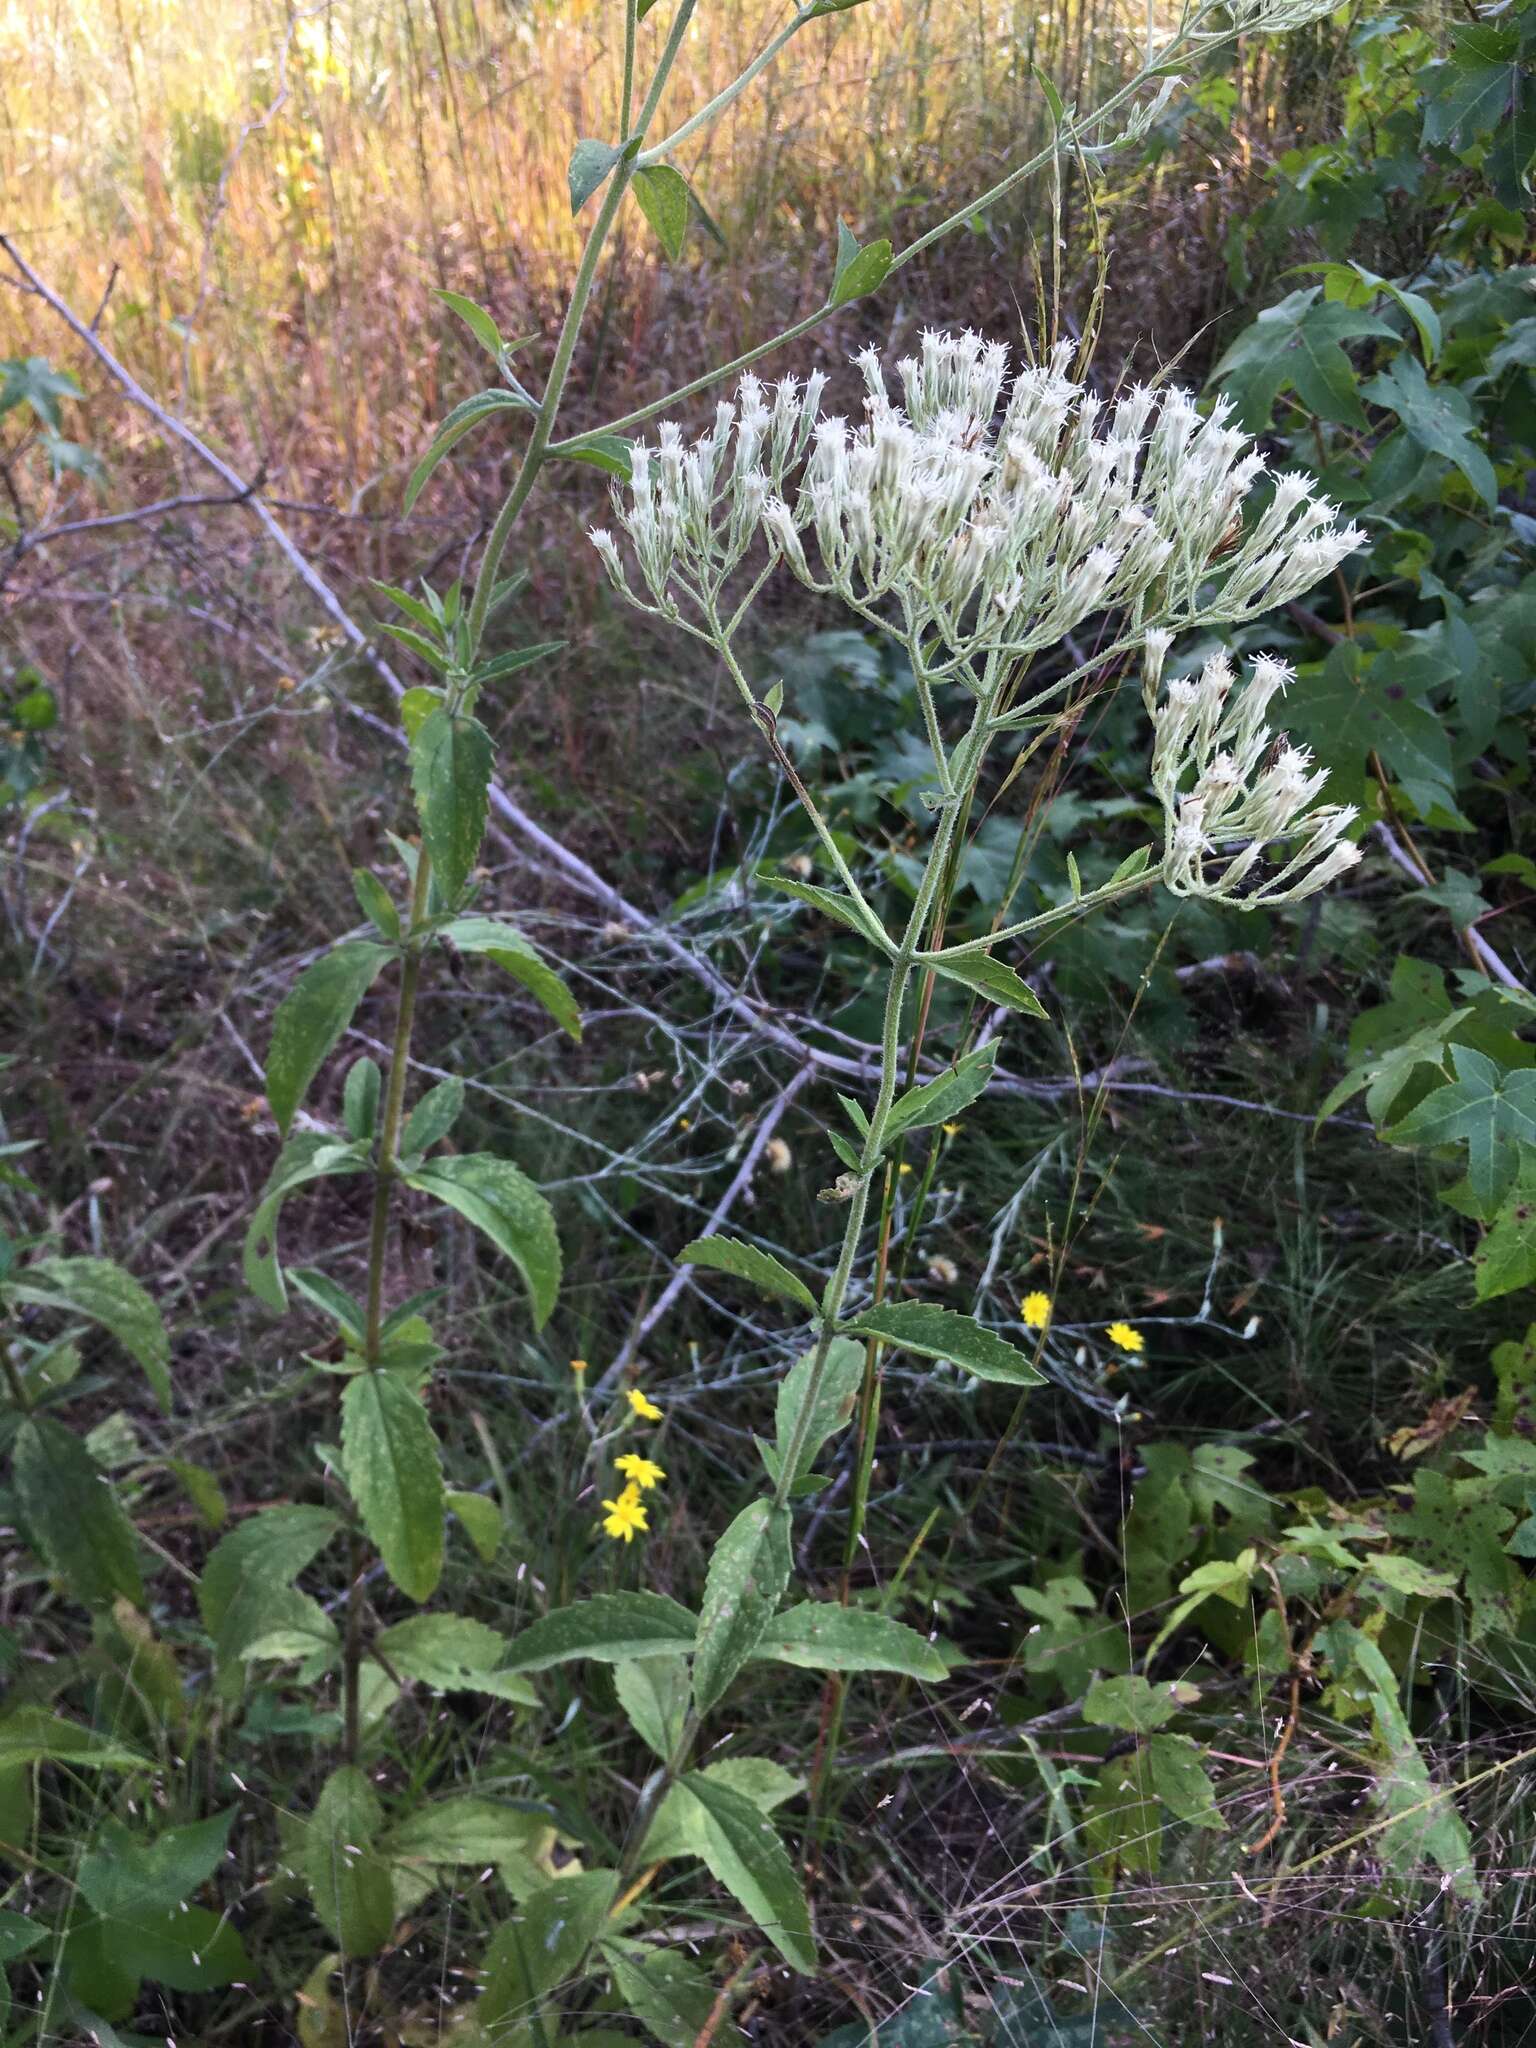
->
[362,850,434,1364]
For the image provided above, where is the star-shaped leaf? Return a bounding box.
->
[1210,286,1395,430]
[1387,1044,1536,1217]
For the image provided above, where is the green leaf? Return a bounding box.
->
[1209,286,1394,431]
[693,1498,792,1714]
[482,1870,619,2032]
[0,355,82,429]
[569,137,622,213]
[830,219,893,308]
[844,1301,1044,1386]
[633,164,691,260]
[772,1336,864,1483]
[679,1235,817,1314]
[753,1602,947,1678]
[376,1613,536,1703]
[1148,1733,1225,1830]
[410,709,493,907]
[642,1757,802,1865]
[385,1797,552,1881]
[288,1267,367,1341]
[499,1590,698,1672]
[17,1255,170,1412]
[1283,641,1458,823]
[243,1132,369,1310]
[441,915,582,1040]
[265,941,393,1137]
[352,868,400,940]
[341,1372,445,1603]
[62,1901,248,2013]
[435,288,504,358]
[12,1415,143,1608]
[1083,1673,1193,1733]
[754,864,890,948]
[1387,1044,1536,1217]
[404,389,536,513]
[77,1808,235,1920]
[555,430,634,479]
[405,1152,561,1328]
[598,1938,747,2048]
[342,1055,381,1142]
[1349,1633,1478,1897]
[614,1654,691,1761]
[930,949,1047,1016]
[303,1765,396,1956]
[447,1488,502,1561]
[470,639,567,687]
[399,685,441,741]
[1361,352,1499,509]
[676,1773,816,1973]
[1475,1164,1536,1301]
[199,1505,341,1666]
[400,1075,464,1157]
[885,1043,997,1144]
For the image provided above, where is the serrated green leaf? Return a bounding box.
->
[930,949,1046,1016]
[1387,1043,1536,1216]
[441,916,582,1040]
[499,1590,698,1673]
[405,1152,561,1328]
[399,686,441,741]
[287,1267,367,1341]
[679,1234,817,1313]
[676,1773,816,1973]
[384,1797,550,1877]
[633,163,691,261]
[752,1602,947,1678]
[77,1808,235,1920]
[400,1075,464,1157]
[599,1937,747,2048]
[12,1415,143,1608]
[1475,1164,1536,1301]
[303,1766,396,1956]
[265,941,393,1137]
[352,868,400,940]
[341,1372,445,1603]
[482,1873,620,2036]
[1083,1673,1189,1733]
[614,1654,691,1762]
[885,1043,997,1144]
[376,1612,535,1702]
[1148,1733,1225,1829]
[755,864,890,947]
[199,1505,341,1666]
[243,1132,369,1311]
[773,1336,864,1483]
[1361,352,1498,508]
[844,1301,1044,1386]
[17,1255,170,1412]
[410,708,493,907]
[693,1498,792,1714]
[642,1756,802,1865]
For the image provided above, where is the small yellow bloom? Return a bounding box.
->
[615,1452,666,1491]
[570,1357,588,1375]
[626,1388,663,1421]
[1106,1321,1145,1354]
[898,1162,914,1177]
[600,1486,649,1543]
[942,1122,961,1138]
[1022,1291,1053,1331]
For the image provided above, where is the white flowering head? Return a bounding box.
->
[1150,651,1361,904]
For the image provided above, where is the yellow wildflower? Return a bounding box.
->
[626,1388,663,1421]
[570,1357,588,1375]
[1022,1291,1053,1331]
[615,1452,666,1491]
[600,1485,649,1543]
[1106,1321,1145,1354]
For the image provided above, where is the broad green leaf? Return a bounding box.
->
[265,941,394,1137]
[244,1133,369,1309]
[752,1602,946,1679]
[303,1766,396,1956]
[0,1706,146,1771]
[400,1075,464,1157]
[441,916,582,1040]
[376,1612,535,1703]
[199,1505,341,1667]
[679,1234,817,1314]
[1209,286,1394,430]
[1148,1733,1225,1830]
[1362,352,1498,508]
[12,1415,143,1608]
[599,1937,747,2048]
[1083,1674,1192,1733]
[633,163,691,261]
[1421,26,1520,149]
[1475,1165,1536,1301]
[410,708,494,906]
[385,1797,551,1876]
[569,137,622,213]
[404,389,536,512]
[341,1372,445,1603]
[342,1055,381,1141]
[614,1654,691,1762]
[773,1336,864,1483]
[499,1590,698,1672]
[435,288,503,358]
[16,1255,170,1412]
[447,1487,503,1561]
[352,868,400,940]
[1387,1044,1536,1217]
[1146,1550,1258,1661]
[830,219,893,308]
[844,1301,1044,1386]
[62,1902,248,2013]
[885,1043,997,1144]
[1276,641,1458,826]
[692,1498,792,1714]
[400,685,441,740]
[555,430,635,479]
[930,949,1046,1016]
[481,1870,619,2031]
[1349,1634,1478,1897]
[405,1152,561,1328]
[642,1756,802,1866]
[755,864,890,948]
[676,1773,816,1973]
[77,1808,235,1920]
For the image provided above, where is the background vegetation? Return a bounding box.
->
[1,0,1534,2041]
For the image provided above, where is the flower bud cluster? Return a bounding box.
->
[1150,650,1361,904]
[591,330,1363,690]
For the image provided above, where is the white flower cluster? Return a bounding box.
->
[591,331,1363,689]
[1149,649,1361,904]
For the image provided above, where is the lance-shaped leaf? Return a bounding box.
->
[884,1042,998,1144]
[1350,1634,1478,1898]
[199,1505,342,1666]
[499,1590,698,1672]
[410,709,494,908]
[844,1301,1044,1386]
[599,1937,748,2048]
[12,1415,143,1608]
[830,219,892,308]
[440,916,581,1040]
[11,1255,170,1411]
[642,1757,803,1865]
[676,1773,816,1973]
[752,1602,947,1679]
[554,430,634,479]
[404,389,537,513]
[755,863,891,948]
[303,1766,395,1957]
[930,948,1046,1015]
[376,1613,536,1703]
[679,1235,817,1314]
[469,639,567,688]
[614,1654,691,1762]
[400,1075,464,1158]
[633,163,692,260]
[341,1372,445,1603]
[772,1336,864,1484]
[264,942,394,1137]
[244,1132,369,1311]
[405,1152,561,1328]
[692,1498,792,1714]
[569,137,622,214]
[481,1870,620,2033]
